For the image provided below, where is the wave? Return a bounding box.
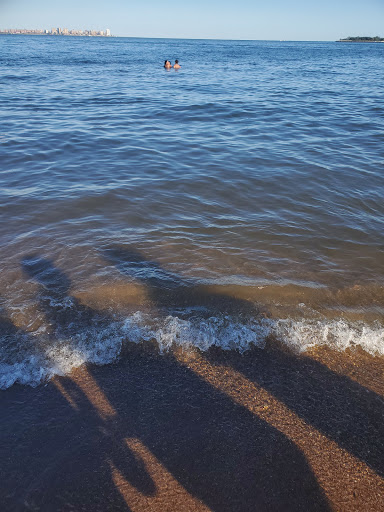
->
[1,310,383,390]
[0,74,37,82]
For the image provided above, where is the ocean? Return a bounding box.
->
[1,35,383,389]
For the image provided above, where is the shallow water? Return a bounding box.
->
[1,36,383,388]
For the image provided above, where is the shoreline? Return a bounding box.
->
[337,40,384,43]
[1,341,383,511]
[0,33,113,38]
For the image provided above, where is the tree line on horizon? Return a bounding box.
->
[339,36,384,42]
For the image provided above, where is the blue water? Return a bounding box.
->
[1,36,384,388]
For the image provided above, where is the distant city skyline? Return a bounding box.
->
[1,0,383,40]
[0,27,112,37]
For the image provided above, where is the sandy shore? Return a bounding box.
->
[1,341,383,511]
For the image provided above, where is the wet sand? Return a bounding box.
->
[1,341,384,512]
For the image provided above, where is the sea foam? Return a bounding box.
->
[1,312,383,390]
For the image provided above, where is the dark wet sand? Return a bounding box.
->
[1,341,384,512]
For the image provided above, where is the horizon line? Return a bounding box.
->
[0,33,342,42]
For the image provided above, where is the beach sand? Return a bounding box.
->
[1,341,383,511]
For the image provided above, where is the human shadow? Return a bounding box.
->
[2,251,333,511]
[208,339,384,477]
[7,255,157,511]
[21,255,107,337]
[100,244,334,510]
[103,244,262,318]
[104,246,384,477]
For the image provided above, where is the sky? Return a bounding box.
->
[0,0,383,40]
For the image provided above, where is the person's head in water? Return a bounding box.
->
[164,60,171,68]
[173,59,181,69]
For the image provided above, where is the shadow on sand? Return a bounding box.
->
[0,247,383,510]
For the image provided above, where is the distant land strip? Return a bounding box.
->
[338,36,384,42]
[0,28,112,37]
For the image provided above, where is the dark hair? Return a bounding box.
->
[175,60,179,64]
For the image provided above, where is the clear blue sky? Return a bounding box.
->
[1,0,383,40]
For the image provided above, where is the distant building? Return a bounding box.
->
[1,27,112,37]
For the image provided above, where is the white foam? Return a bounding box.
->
[122,313,384,356]
[123,312,269,353]
[0,323,122,390]
[1,313,383,390]
[273,318,384,355]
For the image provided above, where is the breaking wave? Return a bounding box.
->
[1,311,383,390]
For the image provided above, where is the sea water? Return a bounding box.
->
[1,36,383,388]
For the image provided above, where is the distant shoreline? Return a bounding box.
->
[338,40,384,43]
[0,29,112,37]
[0,34,113,37]
[337,37,384,43]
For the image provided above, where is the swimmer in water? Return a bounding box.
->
[173,59,181,69]
[164,60,172,69]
